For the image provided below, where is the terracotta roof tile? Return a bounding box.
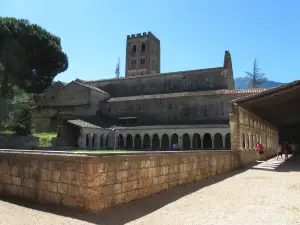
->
[107,88,269,102]
[72,81,110,95]
[67,119,102,129]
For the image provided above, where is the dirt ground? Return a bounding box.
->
[0,155,299,225]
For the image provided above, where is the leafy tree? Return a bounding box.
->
[245,58,267,88]
[115,58,120,78]
[0,17,69,94]
[0,86,34,134]
[0,17,68,114]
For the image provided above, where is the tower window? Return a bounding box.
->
[204,105,208,117]
[141,43,146,52]
[168,104,172,109]
[140,58,146,65]
[131,45,136,53]
[108,108,111,112]
[131,59,136,69]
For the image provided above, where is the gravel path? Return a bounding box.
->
[0,156,299,225]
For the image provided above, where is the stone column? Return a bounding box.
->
[159,135,162,149]
[212,136,215,149]
[223,136,226,149]
[96,135,101,148]
[141,137,144,149]
[149,138,152,149]
[89,134,93,149]
[103,135,107,148]
[132,137,135,149]
[178,135,183,149]
[124,137,127,149]
[229,103,240,151]
[201,136,204,148]
[78,135,84,148]
[249,134,252,150]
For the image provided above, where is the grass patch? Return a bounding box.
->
[33,133,57,147]
[0,130,15,134]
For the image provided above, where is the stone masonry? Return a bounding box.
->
[0,150,241,212]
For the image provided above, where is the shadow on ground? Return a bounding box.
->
[0,155,299,225]
[250,154,300,172]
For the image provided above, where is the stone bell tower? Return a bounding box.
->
[125,32,160,77]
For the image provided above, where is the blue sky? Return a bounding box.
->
[1,0,299,83]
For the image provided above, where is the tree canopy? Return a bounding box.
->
[0,17,68,98]
[245,58,267,88]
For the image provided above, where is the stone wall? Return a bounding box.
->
[85,67,233,97]
[101,94,251,125]
[0,135,39,149]
[0,150,240,212]
[229,104,278,164]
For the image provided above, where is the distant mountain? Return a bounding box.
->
[234,77,285,89]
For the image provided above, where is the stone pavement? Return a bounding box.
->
[0,155,299,225]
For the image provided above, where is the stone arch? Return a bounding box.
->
[161,134,169,150]
[126,134,133,149]
[182,133,191,150]
[247,133,250,149]
[134,134,142,149]
[171,133,178,149]
[214,133,223,148]
[242,133,246,149]
[203,133,212,148]
[119,134,124,149]
[143,134,150,149]
[152,134,160,150]
[225,133,231,149]
[92,134,97,148]
[192,133,201,149]
[86,134,90,149]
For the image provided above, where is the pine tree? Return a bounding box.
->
[115,58,120,78]
[245,58,267,88]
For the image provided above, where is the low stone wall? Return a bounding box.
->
[0,150,240,212]
[0,135,38,149]
[239,148,277,165]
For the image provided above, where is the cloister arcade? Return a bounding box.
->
[77,125,231,150]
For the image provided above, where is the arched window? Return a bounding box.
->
[132,45,136,53]
[141,43,146,52]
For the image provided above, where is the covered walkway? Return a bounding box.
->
[0,156,299,225]
[233,80,300,145]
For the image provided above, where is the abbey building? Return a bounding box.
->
[31,32,268,150]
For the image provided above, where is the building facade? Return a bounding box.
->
[31,32,268,150]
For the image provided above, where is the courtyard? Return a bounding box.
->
[0,156,299,225]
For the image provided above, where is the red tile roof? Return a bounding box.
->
[107,88,270,102]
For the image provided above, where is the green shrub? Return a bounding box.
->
[33,133,57,147]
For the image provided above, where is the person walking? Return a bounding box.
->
[277,143,283,160]
[256,141,264,160]
[290,141,298,160]
[283,141,289,160]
